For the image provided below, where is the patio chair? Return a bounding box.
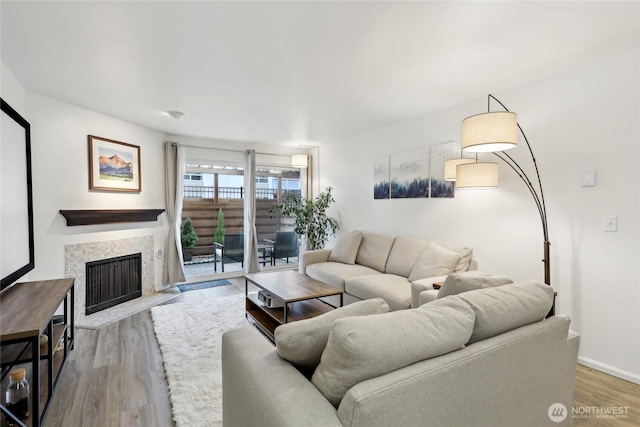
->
[265,231,299,266]
[214,234,244,272]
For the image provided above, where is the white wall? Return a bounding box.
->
[321,49,640,383]
[27,91,169,289]
[0,70,170,290]
[1,62,27,114]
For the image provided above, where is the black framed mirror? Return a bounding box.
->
[1,98,35,292]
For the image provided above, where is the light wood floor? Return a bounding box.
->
[573,364,640,426]
[42,279,639,426]
[44,279,243,427]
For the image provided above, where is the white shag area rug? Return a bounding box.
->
[151,293,250,427]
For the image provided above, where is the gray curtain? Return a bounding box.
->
[244,149,260,273]
[162,142,186,285]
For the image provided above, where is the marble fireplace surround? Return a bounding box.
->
[65,235,178,329]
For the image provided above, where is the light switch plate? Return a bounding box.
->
[581,169,596,187]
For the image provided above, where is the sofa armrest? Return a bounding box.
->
[410,275,448,308]
[418,290,439,306]
[299,249,331,275]
[222,327,341,427]
[410,270,490,308]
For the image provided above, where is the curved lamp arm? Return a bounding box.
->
[487,94,551,288]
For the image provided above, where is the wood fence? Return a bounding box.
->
[181,198,294,256]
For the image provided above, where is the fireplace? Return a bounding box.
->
[65,236,155,322]
[85,253,142,315]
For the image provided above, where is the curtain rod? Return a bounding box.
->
[168,141,295,157]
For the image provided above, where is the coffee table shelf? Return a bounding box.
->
[246,292,335,339]
[245,270,343,341]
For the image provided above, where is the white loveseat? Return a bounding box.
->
[300,231,480,310]
[222,281,579,426]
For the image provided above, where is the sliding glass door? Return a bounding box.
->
[180,156,302,279]
[254,168,301,271]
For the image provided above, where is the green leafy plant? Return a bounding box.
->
[214,209,225,245]
[269,187,339,250]
[181,217,199,249]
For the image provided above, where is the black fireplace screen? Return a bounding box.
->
[85,252,142,315]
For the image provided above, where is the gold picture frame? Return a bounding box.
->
[88,135,141,192]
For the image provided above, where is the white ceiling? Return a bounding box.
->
[1,1,637,145]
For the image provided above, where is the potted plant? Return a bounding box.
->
[269,187,339,250]
[214,209,225,245]
[181,217,198,261]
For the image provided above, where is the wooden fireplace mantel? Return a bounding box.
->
[59,209,165,226]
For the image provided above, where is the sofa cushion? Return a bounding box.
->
[437,273,513,299]
[408,242,462,282]
[452,247,473,272]
[306,262,379,290]
[433,241,474,272]
[345,274,412,311]
[385,236,430,277]
[454,281,554,344]
[311,297,475,407]
[328,231,363,265]
[275,298,389,371]
[355,232,396,272]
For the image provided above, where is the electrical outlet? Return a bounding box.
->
[604,215,617,232]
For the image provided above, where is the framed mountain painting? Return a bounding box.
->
[88,135,141,192]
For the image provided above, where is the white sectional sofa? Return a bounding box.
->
[300,231,480,310]
[222,281,579,426]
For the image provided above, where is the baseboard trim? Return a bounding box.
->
[578,356,640,385]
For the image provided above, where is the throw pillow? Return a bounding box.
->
[274,298,389,371]
[311,297,475,407]
[453,247,473,272]
[328,231,363,265]
[354,232,396,272]
[433,242,474,272]
[385,236,430,277]
[455,281,554,344]
[407,242,462,282]
[436,273,513,299]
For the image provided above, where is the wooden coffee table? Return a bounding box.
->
[244,270,343,341]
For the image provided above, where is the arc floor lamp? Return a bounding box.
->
[446,94,552,313]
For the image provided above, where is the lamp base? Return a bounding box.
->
[544,240,553,317]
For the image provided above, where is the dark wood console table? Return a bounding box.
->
[0,278,75,427]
